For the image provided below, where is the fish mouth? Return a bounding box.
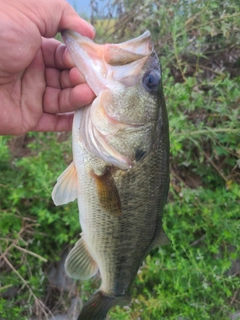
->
[62,30,154,170]
[61,30,153,96]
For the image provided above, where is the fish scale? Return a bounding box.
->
[52,30,169,320]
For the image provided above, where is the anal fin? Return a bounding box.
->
[65,238,98,280]
[153,227,170,247]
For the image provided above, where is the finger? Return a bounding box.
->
[60,69,73,88]
[36,0,95,40]
[21,48,46,132]
[70,84,95,108]
[69,67,86,86]
[33,112,74,132]
[45,68,61,88]
[45,67,86,89]
[45,68,71,89]
[58,2,95,39]
[42,38,78,70]
[43,83,95,113]
[42,38,66,69]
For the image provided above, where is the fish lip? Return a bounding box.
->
[61,29,153,96]
[61,29,153,56]
[117,30,153,55]
[61,29,68,40]
[61,30,73,46]
[61,29,77,42]
[61,30,89,47]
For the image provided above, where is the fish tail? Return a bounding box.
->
[78,290,130,320]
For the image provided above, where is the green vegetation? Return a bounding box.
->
[1,0,239,319]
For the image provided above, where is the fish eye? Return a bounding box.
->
[143,70,161,91]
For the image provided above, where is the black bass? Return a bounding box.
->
[52,30,169,320]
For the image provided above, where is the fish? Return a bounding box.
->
[52,30,170,320]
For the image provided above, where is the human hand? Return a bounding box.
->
[0,0,96,135]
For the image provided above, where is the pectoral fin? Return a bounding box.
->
[65,238,98,280]
[92,168,122,217]
[52,162,78,205]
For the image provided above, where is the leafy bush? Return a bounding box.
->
[0,133,80,318]
[1,0,240,319]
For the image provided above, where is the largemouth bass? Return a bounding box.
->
[52,30,169,320]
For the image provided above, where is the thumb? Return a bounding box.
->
[22,0,95,39]
[59,2,95,38]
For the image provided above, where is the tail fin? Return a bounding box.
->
[78,290,130,320]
